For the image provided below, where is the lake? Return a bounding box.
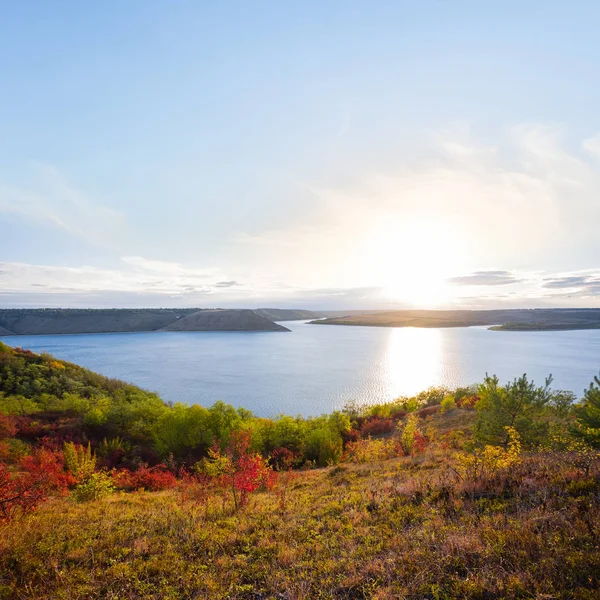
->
[2,321,599,416]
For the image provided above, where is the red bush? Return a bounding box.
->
[0,414,16,440]
[0,448,73,522]
[342,428,360,443]
[360,417,396,438]
[412,430,428,455]
[212,430,277,508]
[112,464,176,492]
[270,447,299,471]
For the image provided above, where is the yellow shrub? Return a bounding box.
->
[454,426,521,481]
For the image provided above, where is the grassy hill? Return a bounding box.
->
[0,308,290,335]
[0,343,599,599]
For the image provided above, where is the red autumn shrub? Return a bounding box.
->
[270,447,299,471]
[112,464,176,492]
[0,448,74,522]
[342,428,360,443]
[0,414,17,440]
[412,430,428,455]
[209,430,277,508]
[390,409,407,421]
[360,417,396,438]
[177,468,214,507]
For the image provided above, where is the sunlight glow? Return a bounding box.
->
[358,218,465,306]
[385,327,443,398]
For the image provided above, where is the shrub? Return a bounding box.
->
[0,448,73,522]
[0,414,17,440]
[63,442,96,483]
[270,447,299,471]
[440,395,456,413]
[112,464,177,492]
[72,472,115,502]
[344,437,399,463]
[398,414,419,455]
[453,426,522,481]
[200,431,276,509]
[456,395,479,409]
[360,417,395,438]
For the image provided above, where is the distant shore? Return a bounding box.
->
[310,308,600,332]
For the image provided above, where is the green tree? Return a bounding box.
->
[153,404,211,456]
[475,374,553,448]
[574,373,600,447]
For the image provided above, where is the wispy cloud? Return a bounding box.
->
[448,271,523,286]
[226,124,600,290]
[0,163,125,249]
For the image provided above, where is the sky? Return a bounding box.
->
[2,0,600,310]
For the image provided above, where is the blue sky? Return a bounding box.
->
[2,1,600,308]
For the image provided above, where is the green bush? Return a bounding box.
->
[72,472,115,502]
[440,395,456,413]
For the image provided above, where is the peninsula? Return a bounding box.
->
[311,308,600,331]
[0,308,314,335]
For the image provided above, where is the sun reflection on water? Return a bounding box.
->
[384,327,443,399]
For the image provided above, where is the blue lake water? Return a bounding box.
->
[2,321,599,417]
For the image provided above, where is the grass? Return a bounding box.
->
[1,444,599,600]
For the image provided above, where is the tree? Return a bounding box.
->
[475,374,553,448]
[574,373,600,447]
[201,430,275,510]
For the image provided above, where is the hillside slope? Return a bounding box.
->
[0,308,288,335]
[160,309,290,331]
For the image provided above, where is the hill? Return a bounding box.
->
[160,309,290,332]
[0,308,289,335]
[311,308,600,331]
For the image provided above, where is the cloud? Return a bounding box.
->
[448,271,523,286]
[0,258,243,302]
[583,133,600,159]
[226,124,600,292]
[542,276,591,289]
[0,164,125,249]
[542,273,600,296]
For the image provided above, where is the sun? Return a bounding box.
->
[357,218,464,307]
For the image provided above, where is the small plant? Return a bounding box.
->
[63,442,96,483]
[398,414,425,455]
[440,395,456,414]
[72,472,115,502]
